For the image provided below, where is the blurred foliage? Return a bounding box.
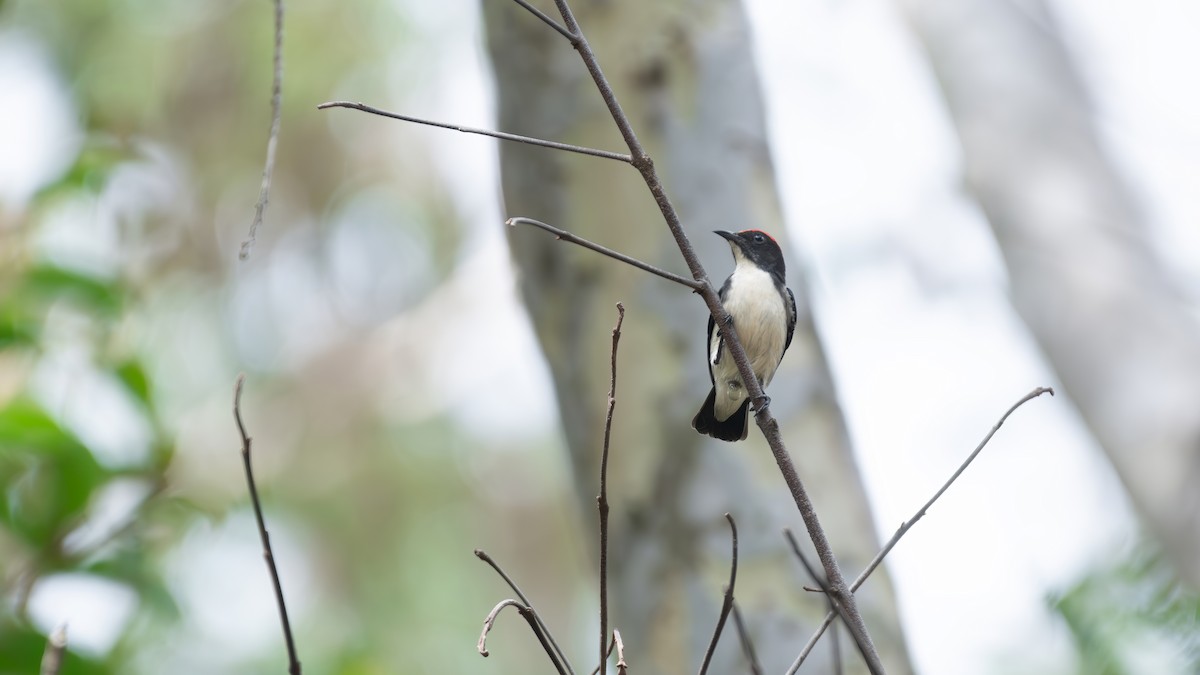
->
[0,148,173,672]
[1050,544,1200,674]
[0,0,582,673]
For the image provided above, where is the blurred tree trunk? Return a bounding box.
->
[483,1,913,673]
[897,0,1200,587]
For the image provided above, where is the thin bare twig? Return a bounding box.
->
[599,303,625,675]
[39,625,67,675]
[615,629,628,675]
[698,514,739,675]
[474,549,575,675]
[510,0,577,41]
[784,530,846,675]
[477,598,568,675]
[241,0,284,260]
[234,374,301,675]
[508,218,704,290]
[317,101,632,163]
[730,600,763,675]
[786,386,1055,673]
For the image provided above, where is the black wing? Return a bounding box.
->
[708,276,735,381]
[783,287,797,354]
[706,312,718,384]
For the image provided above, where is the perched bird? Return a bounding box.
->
[692,229,797,441]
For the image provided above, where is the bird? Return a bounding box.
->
[692,229,797,442]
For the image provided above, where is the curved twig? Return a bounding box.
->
[477,598,569,675]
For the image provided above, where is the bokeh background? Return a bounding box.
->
[1,0,1198,673]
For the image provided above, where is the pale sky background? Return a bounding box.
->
[4,0,1199,672]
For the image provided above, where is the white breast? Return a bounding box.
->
[718,266,787,385]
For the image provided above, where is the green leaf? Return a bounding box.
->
[113,359,152,409]
[33,137,128,203]
[0,398,109,548]
[1050,545,1200,673]
[0,301,40,348]
[19,265,124,317]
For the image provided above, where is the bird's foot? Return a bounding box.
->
[753,394,771,411]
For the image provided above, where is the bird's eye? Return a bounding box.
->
[753,233,765,243]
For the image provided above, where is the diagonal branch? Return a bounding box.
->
[508,218,704,290]
[509,0,576,41]
[598,303,625,675]
[317,101,632,163]
[474,549,575,675]
[786,386,1055,673]
[234,374,301,675]
[698,513,739,675]
[241,0,284,261]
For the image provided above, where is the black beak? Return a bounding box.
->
[714,230,737,242]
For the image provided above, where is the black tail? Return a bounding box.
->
[691,388,750,442]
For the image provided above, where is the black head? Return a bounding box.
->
[715,229,786,282]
